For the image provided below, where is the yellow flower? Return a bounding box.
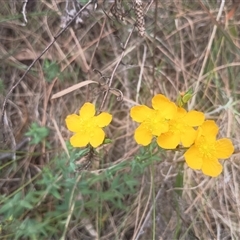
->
[184,120,234,177]
[157,107,205,149]
[65,103,112,148]
[130,94,177,146]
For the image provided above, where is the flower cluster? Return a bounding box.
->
[130,94,205,149]
[130,94,234,177]
[65,94,234,177]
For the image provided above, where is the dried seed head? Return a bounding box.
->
[133,0,145,36]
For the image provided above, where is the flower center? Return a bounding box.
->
[79,117,96,134]
[197,136,216,158]
[141,111,169,136]
[169,119,185,133]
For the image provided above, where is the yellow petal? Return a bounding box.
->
[184,146,203,169]
[130,105,154,123]
[152,95,177,119]
[89,127,105,148]
[176,107,187,118]
[215,138,234,159]
[79,103,95,119]
[200,120,218,138]
[95,112,112,127]
[70,132,89,147]
[157,132,180,149]
[65,114,82,132]
[201,157,222,177]
[161,102,177,119]
[152,94,170,110]
[181,127,197,147]
[184,111,205,126]
[134,124,152,146]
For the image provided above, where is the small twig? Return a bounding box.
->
[112,88,123,101]
[1,0,94,142]
[136,44,146,103]
[21,0,28,25]
[99,26,135,111]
